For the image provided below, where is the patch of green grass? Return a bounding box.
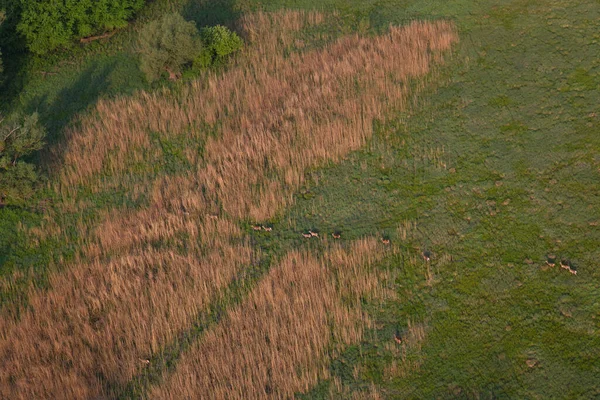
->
[281,0,600,397]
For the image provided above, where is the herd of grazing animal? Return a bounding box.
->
[253,224,397,244]
[252,227,579,276]
[547,255,577,275]
[252,224,579,350]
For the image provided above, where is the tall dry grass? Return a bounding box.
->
[57,12,456,221]
[149,238,388,399]
[0,10,457,399]
[0,216,251,399]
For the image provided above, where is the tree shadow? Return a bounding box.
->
[22,52,146,172]
[24,60,119,172]
[182,0,242,30]
[0,51,30,114]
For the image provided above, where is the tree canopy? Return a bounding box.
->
[17,0,145,54]
[0,113,46,206]
[138,12,202,82]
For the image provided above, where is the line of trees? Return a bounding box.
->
[0,0,145,56]
[0,3,244,82]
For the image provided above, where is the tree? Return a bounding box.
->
[17,0,145,55]
[195,25,243,69]
[138,12,201,82]
[0,113,46,206]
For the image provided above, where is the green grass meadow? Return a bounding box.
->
[1,0,599,397]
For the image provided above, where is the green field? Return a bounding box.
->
[1,0,599,398]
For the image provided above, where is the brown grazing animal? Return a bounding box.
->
[394,334,402,344]
[422,250,431,261]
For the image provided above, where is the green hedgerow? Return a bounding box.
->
[17,0,145,55]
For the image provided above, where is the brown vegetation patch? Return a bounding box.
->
[0,10,457,399]
[57,13,457,222]
[149,238,388,399]
[0,217,251,399]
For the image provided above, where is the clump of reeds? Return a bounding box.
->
[149,238,386,399]
[56,15,457,223]
[0,216,253,399]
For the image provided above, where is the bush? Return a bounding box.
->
[138,12,201,82]
[0,113,46,206]
[195,25,243,69]
[17,0,145,55]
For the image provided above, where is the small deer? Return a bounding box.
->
[332,232,341,239]
[309,230,319,237]
[252,225,262,231]
[422,250,432,262]
[302,233,312,238]
[393,332,402,345]
[381,238,390,245]
[262,226,272,232]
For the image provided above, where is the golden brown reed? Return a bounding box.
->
[149,238,386,399]
[56,14,457,222]
[0,216,251,399]
[0,10,457,399]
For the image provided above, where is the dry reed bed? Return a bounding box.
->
[150,238,389,399]
[57,14,457,222]
[0,11,456,399]
[0,215,251,399]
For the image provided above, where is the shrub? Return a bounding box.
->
[138,12,201,82]
[195,25,243,69]
[0,113,46,206]
[17,0,145,55]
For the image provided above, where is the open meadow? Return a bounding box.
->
[0,0,599,398]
